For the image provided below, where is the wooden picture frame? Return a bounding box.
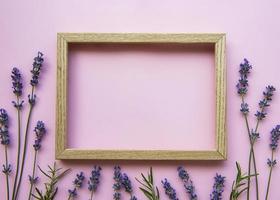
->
[56,33,226,160]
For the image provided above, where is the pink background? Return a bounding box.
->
[68,43,215,151]
[1,0,280,199]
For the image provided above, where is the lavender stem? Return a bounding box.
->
[12,97,22,200]
[15,100,34,199]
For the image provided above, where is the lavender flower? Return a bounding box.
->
[30,52,44,86]
[68,172,85,199]
[68,188,77,198]
[0,109,9,145]
[28,175,39,184]
[255,85,276,120]
[113,166,123,200]
[250,129,260,142]
[122,173,132,193]
[162,179,178,200]
[210,174,225,200]
[267,159,277,167]
[185,181,197,200]
[33,121,46,151]
[121,173,137,200]
[28,94,36,106]
[2,164,12,175]
[177,166,197,200]
[113,192,121,200]
[11,67,23,96]
[28,51,44,106]
[236,58,252,95]
[265,125,280,199]
[11,68,24,110]
[178,166,190,181]
[88,166,102,192]
[73,172,85,188]
[240,103,249,115]
[269,125,280,150]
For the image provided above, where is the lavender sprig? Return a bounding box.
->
[255,85,276,121]
[265,125,280,200]
[122,173,137,200]
[11,67,24,108]
[236,58,252,96]
[15,52,45,199]
[177,166,197,200]
[162,178,178,200]
[11,67,24,200]
[68,172,85,200]
[0,108,11,200]
[33,121,46,151]
[28,121,47,200]
[88,166,102,200]
[113,166,123,200]
[210,174,225,200]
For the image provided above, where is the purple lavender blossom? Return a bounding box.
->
[113,192,121,200]
[68,172,85,198]
[267,159,277,167]
[28,175,39,184]
[240,103,249,115]
[2,164,12,175]
[177,166,197,200]
[269,125,280,150]
[122,173,133,193]
[30,52,44,86]
[0,109,11,176]
[68,188,77,198]
[162,178,178,200]
[210,174,225,200]
[11,68,24,109]
[236,58,252,95]
[113,166,123,200]
[28,94,36,106]
[255,85,276,120]
[88,166,102,192]
[11,67,23,96]
[0,109,10,145]
[73,172,85,188]
[33,121,46,151]
[250,129,260,142]
[121,173,137,200]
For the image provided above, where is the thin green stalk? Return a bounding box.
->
[15,88,35,199]
[12,97,21,200]
[90,191,94,200]
[242,95,259,200]
[27,150,38,200]
[265,151,274,200]
[5,145,10,200]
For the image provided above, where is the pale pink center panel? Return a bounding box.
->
[67,43,216,150]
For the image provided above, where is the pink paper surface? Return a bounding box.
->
[1,0,280,199]
[68,44,215,151]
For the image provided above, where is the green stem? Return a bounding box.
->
[15,87,35,199]
[242,95,259,200]
[265,151,274,200]
[5,145,10,200]
[12,97,21,200]
[90,191,94,200]
[27,150,38,200]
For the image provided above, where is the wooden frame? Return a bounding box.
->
[56,33,226,160]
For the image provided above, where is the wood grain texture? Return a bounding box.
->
[56,33,226,160]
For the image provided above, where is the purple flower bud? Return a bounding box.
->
[30,52,44,86]
[162,178,178,200]
[210,174,225,200]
